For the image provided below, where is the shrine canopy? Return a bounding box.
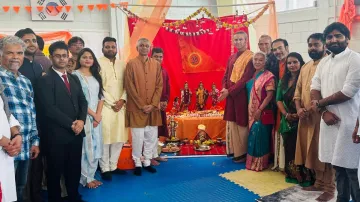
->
[128,15,248,110]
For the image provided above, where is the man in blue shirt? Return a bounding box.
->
[0,35,40,202]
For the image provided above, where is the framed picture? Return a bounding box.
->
[30,0,74,21]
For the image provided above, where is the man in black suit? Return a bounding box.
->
[36,41,87,202]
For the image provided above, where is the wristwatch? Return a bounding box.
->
[10,133,21,140]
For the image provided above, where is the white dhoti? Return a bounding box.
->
[99,142,124,172]
[131,126,158,167]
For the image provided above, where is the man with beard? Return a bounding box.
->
[270,38,290,171]
[269,38,289,81]
[67,36,84,73]
[311,22,360,202]
[151,47,170,165]
[98,37,128,180]
[0,36,40,202]
[294,33,335,201]
[219,31,254,163]
[15,28,45,202]
[34,35,52,72]
[15,28,43,86]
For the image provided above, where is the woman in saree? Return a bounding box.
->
[276,52,314,186]
[246,51,276,171]
[73,48,104,189]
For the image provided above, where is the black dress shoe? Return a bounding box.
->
[134,167,142,176]
[101,171,112,181]
[112,169,127,175]
[143,166,157,173]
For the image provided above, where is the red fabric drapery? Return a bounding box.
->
[128,16,248,110]
[338,0,356,33]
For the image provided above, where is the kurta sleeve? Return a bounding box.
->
[120,90,127,102]
[310,63,322,91]
[341,53,360,98]
[294,68,303,100]
[151,64,163,108]
[124,63,146,109]
[100,69,117,106]
[222,57,232,89]
[276,81,284,102]
[228,61,254,97]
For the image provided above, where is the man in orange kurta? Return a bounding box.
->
[124,38,163,176]
[294,33,335,201]
[219,31,254,163]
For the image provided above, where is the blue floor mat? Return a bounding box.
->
[77,157,259,202]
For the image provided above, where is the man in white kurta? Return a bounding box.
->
[98,37,128,180]
[310,22,360,202]
[0,88,21,202]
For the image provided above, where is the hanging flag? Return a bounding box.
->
[37,6,44,12]
[25,6,32,13]
[56,6,63,12]
[13,6,20,13]
[88,4,95,11]
[3,6,10,13]
[110,3,116,8]
[102,4,108,10]
[65,5,71,12]
[96,4,102,11]
[77,5,84,12]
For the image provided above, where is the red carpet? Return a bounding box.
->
[178,144,226,156]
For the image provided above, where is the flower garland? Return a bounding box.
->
[165,27,211,36]
[124,2,271,30]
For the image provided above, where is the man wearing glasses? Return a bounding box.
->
[67,37,85,73]
[37,41,87,202]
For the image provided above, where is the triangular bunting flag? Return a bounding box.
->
[102,4,108,10]
[65,5,71,12]
[77,5,84,12]
[37,6,44,12]
[3,6,10,13]
[120,2,129,9]
[56,6,63,12]
[88,4,95,11]
[25,6,32,13]
[96,4,102,11]
[110,3,116,8]
[13,6,20,13]
[47,6,54,12]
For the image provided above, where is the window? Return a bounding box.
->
[235,0,315,15]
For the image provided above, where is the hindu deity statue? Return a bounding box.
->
[195,81,208,111]
[209,82,220,107]
[180,82,192,111]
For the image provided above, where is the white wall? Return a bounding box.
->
[0,0,111,56]
[253,0,360,61]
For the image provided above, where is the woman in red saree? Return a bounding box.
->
[246,51,276,171]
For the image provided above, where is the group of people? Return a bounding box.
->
[0,28,170,202]
[1,21,360,202]
[221,22,360,202]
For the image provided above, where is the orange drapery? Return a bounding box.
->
[124,0,172,62]
[0,31,72,42]
[338,0,356,33]
[0,31,72,56]
[268,0,279,39]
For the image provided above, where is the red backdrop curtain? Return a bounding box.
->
[128,16,248,110]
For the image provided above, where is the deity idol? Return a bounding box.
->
[180,82,192,111]
[196,81,208,111]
